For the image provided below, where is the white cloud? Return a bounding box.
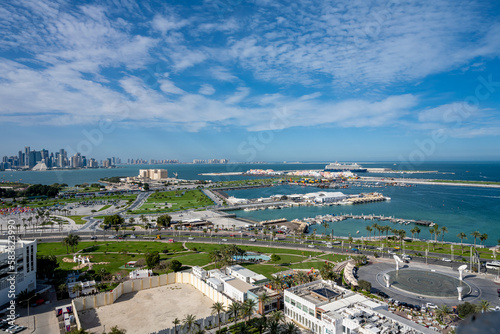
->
[199,84,215,95]
[151,14,190,33]
[209,66,238,82]
[418,103,479,123]
[159,79,185,95]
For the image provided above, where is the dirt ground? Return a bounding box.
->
[79,283,215,334]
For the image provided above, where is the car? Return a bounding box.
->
[308,244,315,248]
[426,303,438,309]
[249,238,256,242]
[188,237,194,240]
[377,291,389,299]
[442,257,452,262]
[90,236,97,240]
[108,235,116,239]
[414,305,421,311]
[130,235,137,239]
[221,239,227,242]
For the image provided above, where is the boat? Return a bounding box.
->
[324,162,367,172]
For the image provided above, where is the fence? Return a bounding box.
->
[72,272,232,331]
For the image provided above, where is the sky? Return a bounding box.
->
[1,0,500,162]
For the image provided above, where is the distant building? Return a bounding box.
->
[226,264,267,284]
[302,192,347,204]
[67,280,97,298]
[129,269,152,280]
[0,239,37,307]
[138,169,168,180]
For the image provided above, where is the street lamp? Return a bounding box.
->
[21,293,39,330]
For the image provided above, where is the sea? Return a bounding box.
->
[1,162,499,246]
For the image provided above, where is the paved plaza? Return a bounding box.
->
[358,257,500,308]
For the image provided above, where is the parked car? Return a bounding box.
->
[188,237,194,240]
[221,239,228,242]
[377,291,389,299]
[308,244,315,248]
[426,303,438,309]
[249,238,256,242]
[442,257,452,262]
[90,236,97,240]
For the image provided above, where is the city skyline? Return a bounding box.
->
[1,1,500,161]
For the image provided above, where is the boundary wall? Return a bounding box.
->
[72,272,232,330]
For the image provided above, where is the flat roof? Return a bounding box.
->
[319,294,367,313]
[229,265,261,278]
[225,278,254,292]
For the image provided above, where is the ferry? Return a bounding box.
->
[325,162,367,172]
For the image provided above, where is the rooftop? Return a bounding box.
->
[287,281,350,306]
[225,277,254,292]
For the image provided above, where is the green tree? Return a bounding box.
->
[479,233,488,246]
[471,231,480,247]
[228,302,242,327]
[365,225,372,240]
[143,183,150,191]
[211,302,225,334]
[270,254,281,262]
[172,318,181,334]
[477,299,490,313]
[258,292,271,315]
[358,280,371,292]
[457,232,467,253]
[435,304,451,323]
[157,214,172,228]
[169,259,182,272]
[457,302,477,318]
[242,298,257,323]
[319,262,339,281]
[282,322,300,334]
[145,251,160,268]
[37,255,58,279]
[105,326,127,334]
[183,314,197,334]
[440,226,448,244]
[104,214,125,226]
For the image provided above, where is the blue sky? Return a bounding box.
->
[1,0,500,162]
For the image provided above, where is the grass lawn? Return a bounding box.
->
[268,254,306,264]
[317,254,349,262]
[239,264,287,278]
[68,215,87,224]
[168,253,212,267]
[184,242,321,257]
[98,204,112,212]
[131,189,213,214]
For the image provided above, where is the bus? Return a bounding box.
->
[485,261,500,270]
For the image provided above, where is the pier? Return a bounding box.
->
[298,213,435,228]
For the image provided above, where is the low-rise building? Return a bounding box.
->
[247,286,282,315]
[284,280,436,334]
[67,280,97,299]
[226,264,267,284]
[129,269,153,280]
[192,266,207,280]
[303,192,347,204]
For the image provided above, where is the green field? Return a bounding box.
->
[68,215,87,224]
[98,204,112,212]
[131,189,213,214]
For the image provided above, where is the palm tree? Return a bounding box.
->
[382,225,391,241]
[258,292,271,315]
[62,236,70,254]
[471,231,480,247]
[242,298,257,323]
[228,302,241,327]
[457,232,467,253]
[211,302,225,333]
[478,300,490,313]
[282,322,301,334]
[347,236,353,248]
[480,233,488,246]
[435,304,451,323]
[269,310,285,324]
[440,226,448,244]
[414,226,421,239]
[365,225,372,240]
[183,314,197,334]
[72,283,83,297]
[172,318,181,334]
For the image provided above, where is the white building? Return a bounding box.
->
[226,197,249,205]
[67,280,97,299]
[284,280,436,334]
[226,265,267,284]
[223,277,254,302]
[0,239,37,307]
[129,269,153,280]
[303,192,347,204]
[207,277,224,292]
[192,266,207,280]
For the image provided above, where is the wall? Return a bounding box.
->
[73,272,232,330]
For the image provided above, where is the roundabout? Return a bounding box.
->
[384,269,471,298]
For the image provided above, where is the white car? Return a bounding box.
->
[426,303,438,309]
[249,238,256,242]
[222,239,228,242]
[188,237,194,240]
[308,244,315,248]
[442,257,451,262]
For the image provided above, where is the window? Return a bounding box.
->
[296,302,302,309]
[291,299,296,306]
[309,309,314,316]
[303,305,308,312]
[285,296,290,303]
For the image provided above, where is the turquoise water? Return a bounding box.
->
[227,183,500,246]
[1,162,499,245]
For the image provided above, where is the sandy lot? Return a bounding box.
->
[79,283,215,334]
